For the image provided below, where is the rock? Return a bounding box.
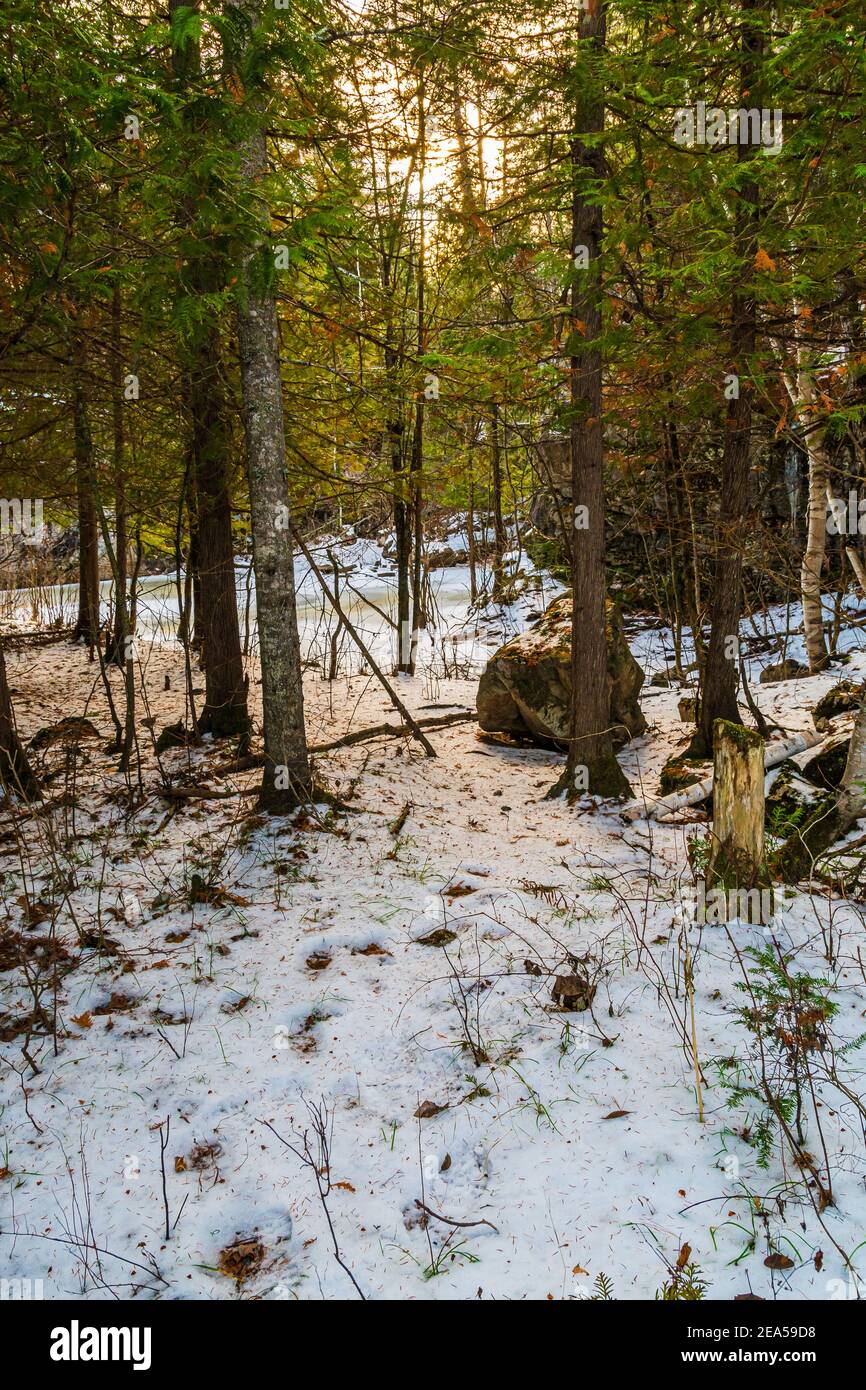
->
[678,695,697,723]
[765,760,818,834]
[425,545,469,570]
[551,972,596,1012]
[813,679,864,722]
[28,716,101,750]
[476,596,646,749]
[155,720,193,753]
[800,734,850,792]
[759,658,809,684]
[523,527,570,583]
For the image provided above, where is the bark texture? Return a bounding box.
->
[171,0,248,739]
[690,0,762,757]
[708,719,766,893]
[550,1,629,799]
[233,8,312,806]
[72,328,100,649]
[0,641,40,799]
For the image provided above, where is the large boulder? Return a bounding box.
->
[476,596,646,749]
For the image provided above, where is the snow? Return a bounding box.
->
[0,525,562,683]
[2,559,866,1302]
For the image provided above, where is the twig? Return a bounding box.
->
[414,1200,499,1233]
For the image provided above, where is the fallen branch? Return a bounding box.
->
[414,1199,499,1234]
[218,710,474,774]
[158,784,261,802]
[292,527,437,757]
[389,800,412,836]
[312,710,472,755]
[4,628,74,647]
[623,730,825,823]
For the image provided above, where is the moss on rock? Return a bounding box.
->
[476,596,647,749]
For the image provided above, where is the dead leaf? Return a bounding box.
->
[414,1099,448,1119]
[754,247,776,273]
[602,1109,631,1120]
[71,1012,93,1030]
[416,929,457,947]
[306,951,331,971]
[218,1238,266,1284]
[764,1253,794,1270]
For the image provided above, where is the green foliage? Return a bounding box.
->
[588,1270,615,1301]
[655,1263,708,1302]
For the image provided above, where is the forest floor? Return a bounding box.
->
[2,574,866,1301]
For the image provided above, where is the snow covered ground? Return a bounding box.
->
[2,552,866,1302]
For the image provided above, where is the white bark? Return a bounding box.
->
[622,730,822,822]
[774,325,831,671]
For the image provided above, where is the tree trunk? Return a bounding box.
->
[108,276,128,667]
[706,719,768,922]
[0,641,39,800]
[800,426,830,670]
[775,313,834,671]
[171,0,248,740]
[232,0,312,807]
[409,66,427,673]
[188,339,248,736]
[71,326,100,650]
[467,459,478,602]
[689,0,762,758]
[386,348,412,669]
[549,1,629,799]
[490,404,506,598]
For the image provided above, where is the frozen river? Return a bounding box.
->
[0,540,563,681]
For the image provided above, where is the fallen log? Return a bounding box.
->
[3,627,74,647]
[622,730,824,823]
[218,710,474,775]
[158,784,260,802]
[311,710,473,755]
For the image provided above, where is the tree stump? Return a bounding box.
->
[702,719,772,924]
